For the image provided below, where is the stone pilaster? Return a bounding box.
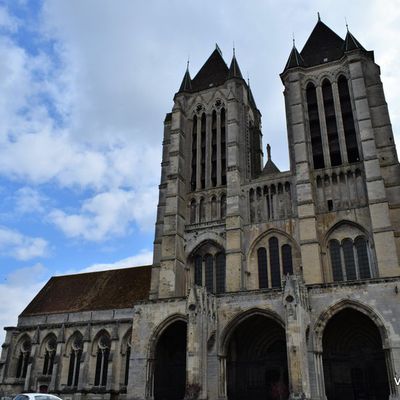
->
[282,70,324,284]
[283,275,311,399]
[347,55,400,276]
[158,100,187,298]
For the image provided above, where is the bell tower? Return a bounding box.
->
[150,46,263,299]
[281,18,400,284]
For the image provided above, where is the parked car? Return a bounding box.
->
[14,394,63,400]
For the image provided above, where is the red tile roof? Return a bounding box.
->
[20,266,152,317]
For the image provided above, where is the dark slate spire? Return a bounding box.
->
[283,40,305,71]
[344,30,365,52]
[191,45,229,91]
[228,49,243,79]
[300,20,345,67]
[178,61,192,92]
[261,144,280,175]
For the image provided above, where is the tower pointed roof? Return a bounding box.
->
[178,64,192,92]
[344,30,365,52]
[283,44,305,71]
[300,20,345,67]
[191,45,229,91]
[261,144,280,175]
[228,51,243,79]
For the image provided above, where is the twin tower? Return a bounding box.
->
[131,18,400,400]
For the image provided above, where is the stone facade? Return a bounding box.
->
[1,19,400,400]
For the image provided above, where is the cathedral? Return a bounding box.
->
[1,17,400,400]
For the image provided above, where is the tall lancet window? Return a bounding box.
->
[322,79,342,166]
[16,338,31,379]
[269,237,281,288]
[42,336,56,376]
[306,83,325,169]
[221,108,227,185]
[211,110,217,187]
[191,116,197,191]
[338,75,359,163]
[67,333,83,387]
[200,113,206,189]
[94,333,110,387]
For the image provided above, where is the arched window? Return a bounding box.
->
[329,239,343,281]
[194,255,202,286]
[338,75,359,163]
[306,82,325,169]
[215,253,226,294]
[191,115,197,191]
[42,336,56,376]
[329,236,372,281]
[199,198,206,222]
[322,79,342,166]
[190,199,196,224]
[16,337,31,379]
[221,108,227,185]
[94,333,110,387]
[191,243,226,294]
[281,244,293,275]
[204,254,214,293]
[269,237,281,288]
[211,196,218,220]
[220,194,226,219]
[211,110,217,187]
[200,113,206,189]
[355,237,371,279]
[257,247,268,288]
[123,334,131,386]
[67,333,83,387]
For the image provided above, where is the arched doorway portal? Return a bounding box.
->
[154,320,187,400]
[227,314,289,400]
[322,308,390,400]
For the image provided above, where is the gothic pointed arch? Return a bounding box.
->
[247,229,301,290]
[147,315,187,400]
[314,300,391,400]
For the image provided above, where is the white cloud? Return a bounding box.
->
[0,263,48,344]
[72,249,153,274]
[49,188,157,241]
[15,187,48,214]
[0,226,49,260]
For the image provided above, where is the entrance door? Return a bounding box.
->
[154,320,187,400]
[322,309,390,400]
[227,314,289,400]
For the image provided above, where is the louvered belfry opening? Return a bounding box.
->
[322,309,390,400]
[227,315,289,400]
[154,320,187,400]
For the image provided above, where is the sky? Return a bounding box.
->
[0,0,399,343]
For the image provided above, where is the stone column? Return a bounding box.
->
[316,84,331,168]
[283,275,311,399]
[49,325,65,391]
[78,324,91,391]
[128,307,147,400]
[332,81,348,163]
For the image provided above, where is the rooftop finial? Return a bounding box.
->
[292,32,295,48]
[233,40,236,57]
[345,17,349,31]
[317,11,321,21]
[247,72,250,87]
[186,56,190,71]
[267,144,271,160]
